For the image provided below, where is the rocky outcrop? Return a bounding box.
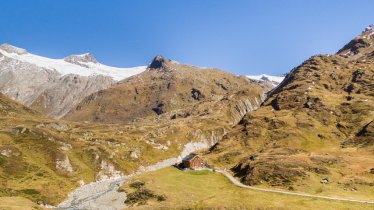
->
[0,44,27,55]
[230,97,263,125]
[0,146,21,157]
[56,154,74,174]
[97,160,123,181]
[64,53,98,66]
[148,55,166,69]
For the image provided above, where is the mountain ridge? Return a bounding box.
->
[64,55,271,124]
[206,26,374,196]
[0,44,147,118]
[0,43,147,80]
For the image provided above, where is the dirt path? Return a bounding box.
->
[216,169,374,204]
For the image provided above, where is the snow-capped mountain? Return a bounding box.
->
[246,74,285,87]
[0,44,146,81]
[0,44,146,118]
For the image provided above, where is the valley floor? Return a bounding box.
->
[122,167,374,210]
[0,197,43,210]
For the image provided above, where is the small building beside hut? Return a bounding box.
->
[181,154,205,170]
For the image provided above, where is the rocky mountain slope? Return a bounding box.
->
[206,26,374,197]
[0,87,227,206]
[0,44,146,118]
[0,56,271,206]
[64,55,271,124]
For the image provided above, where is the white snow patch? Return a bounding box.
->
[363,24,374,33]
[247,74,285,86]
[0,45,146,81]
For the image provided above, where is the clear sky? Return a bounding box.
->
[1,0,373,75]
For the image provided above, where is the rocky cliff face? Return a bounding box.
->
[0,52,114,118]
[0,44,145,118]
[30,74,114,118]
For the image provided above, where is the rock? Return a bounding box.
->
[64,53,98,65]
[78,180,85,186]
[56,154,74,173]
[148,55,166,69]
[230,97,262,125]
[152,103,165,115]
[249,155,259,161]
[0,44,27,55]
[320,177,330,184]
[0,146,21,157]
[37,122,70,131]
[191,88,205,100]
[96,160,123,181]
[130,151,139,159]
[370,168,374,174]
[21,127,27,133]
[9,126,29,135]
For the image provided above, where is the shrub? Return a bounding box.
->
[20,189,40,195]
[125,186,166,206]
[157,194,167,201]
[129,180,145,189]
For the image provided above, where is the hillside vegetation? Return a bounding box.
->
[206,26,374,199]
[0,58,269,206]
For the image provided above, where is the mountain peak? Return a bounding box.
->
[64,53,98,65]
[337,24,374,58]
[247,74,285,87]
[0,43,28,55]
[363,24,374,33]
[148,55,166,69]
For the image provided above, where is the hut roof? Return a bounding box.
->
[182,153,199,161]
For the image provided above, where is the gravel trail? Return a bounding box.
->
[216,169,374,204]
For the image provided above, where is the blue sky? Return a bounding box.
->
[1,0,373,75]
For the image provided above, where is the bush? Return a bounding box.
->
[35,172,44,177]
[125,186,166,206]
[125,188,155,206]
[129,180,145,189]
[20,189,40,195]
[157,194,167,201]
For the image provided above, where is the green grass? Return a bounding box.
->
[124,167,374,210]
[0,197,43,210]
[186,170,211,176]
